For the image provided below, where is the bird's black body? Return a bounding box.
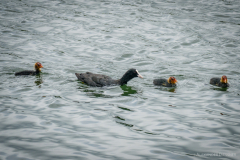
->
[15,70,40,76]
[75,68,142,87]
[210,77,229,88]
[75,72,117,87]
[153,78,176,87]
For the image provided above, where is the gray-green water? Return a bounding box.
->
[1,0,240,160]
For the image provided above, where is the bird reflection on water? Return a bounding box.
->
[155,87,176,93]
[76,81,138,97]
[212,87,228,92]
[120,85,137,96]
[34,75,43,87]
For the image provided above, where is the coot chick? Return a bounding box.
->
[153,76,177,87]
[210,75,229,88]
[75,68,143,87]
[15,62,43,76]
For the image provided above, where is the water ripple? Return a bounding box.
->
[0,0,240,160]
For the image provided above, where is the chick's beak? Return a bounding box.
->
[39,64,43,68]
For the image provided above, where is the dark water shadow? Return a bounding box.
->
[116,121,134,127]
[120,85,137,96]
[118,106,134,112]
[114,115,160,135]
[114,116,134,127]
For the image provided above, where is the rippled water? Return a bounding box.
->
[1,0,240,159]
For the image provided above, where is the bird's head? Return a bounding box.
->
[35,62,43,71]
[168,77,177,84]
[220,75,228,83]
[127,68,143,79]
[120,68,143,85]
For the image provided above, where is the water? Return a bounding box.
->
[0,0,240,159]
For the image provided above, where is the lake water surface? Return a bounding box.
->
[0,0,240,160]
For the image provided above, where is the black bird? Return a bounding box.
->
[75,68,143,87]
[210,75,229,88]
[153,76,177,87]
[15,62,43,76]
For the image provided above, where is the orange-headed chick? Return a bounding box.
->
[15,62,43,76]
[210,75,229,88]
[153,76,177,87]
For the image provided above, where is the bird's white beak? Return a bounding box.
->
[136,70,143,78]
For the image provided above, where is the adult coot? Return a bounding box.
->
[153,76,177,87]
[210,75,229,88]
[75,68,143,87]
[15,62,43,76]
